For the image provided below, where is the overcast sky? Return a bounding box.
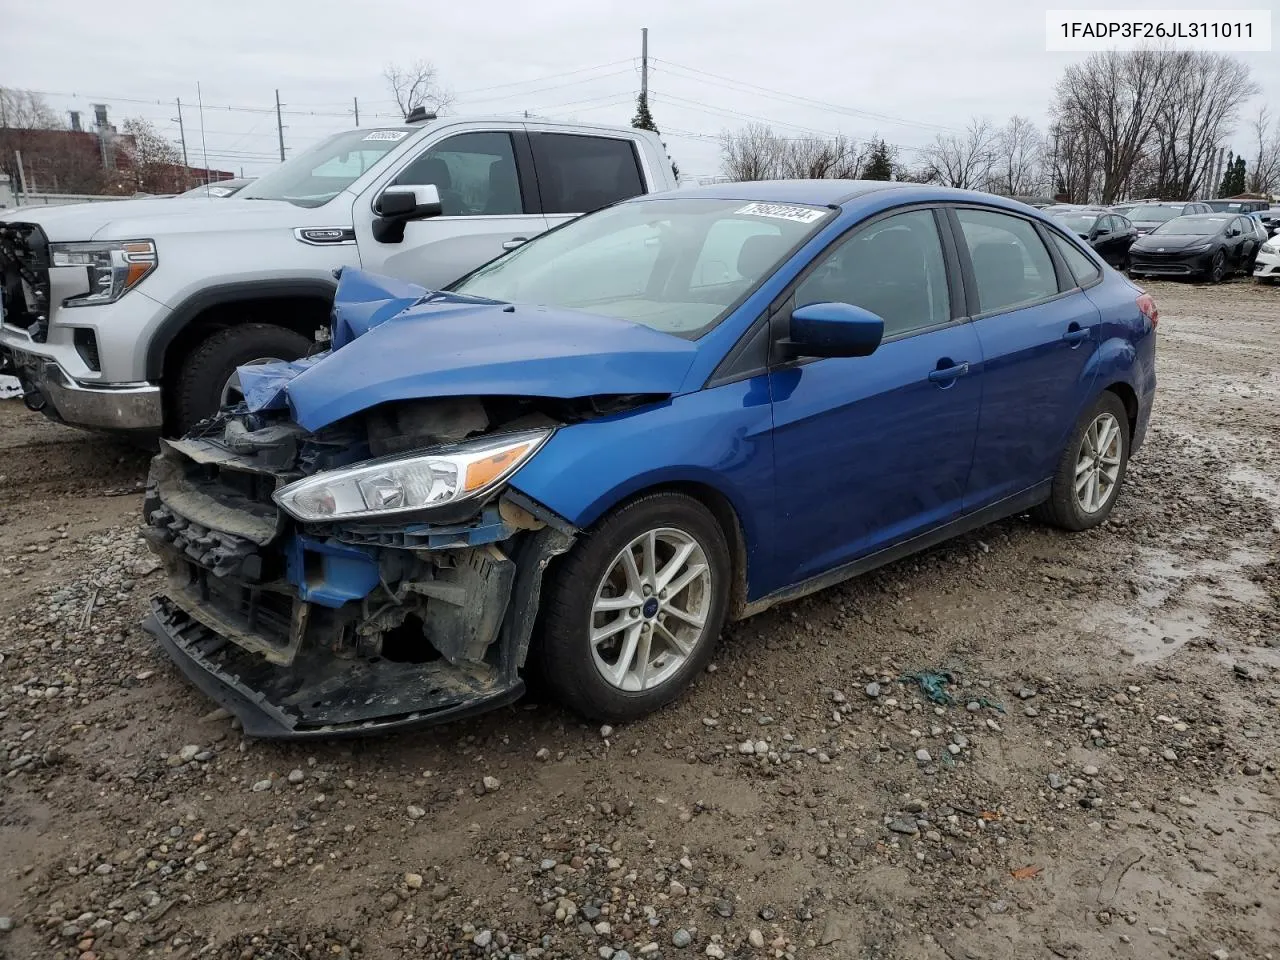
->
[3,0,1278,182]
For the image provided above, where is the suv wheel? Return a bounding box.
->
[537,493,731,722]
[175,324,312,433]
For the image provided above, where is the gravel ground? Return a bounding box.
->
[0,280,1277,960]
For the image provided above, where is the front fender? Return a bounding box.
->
[508,376,776,598]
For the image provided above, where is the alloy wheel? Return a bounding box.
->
[589,527,712,692]
[1074,412,1123,514]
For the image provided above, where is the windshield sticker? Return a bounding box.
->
[362,130,409,142]
[735,202,826,224]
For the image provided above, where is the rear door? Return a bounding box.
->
[354,126,549,288]
[528,131,651,231]
[952,207,1103,511]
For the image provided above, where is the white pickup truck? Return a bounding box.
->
[0,115,677,434]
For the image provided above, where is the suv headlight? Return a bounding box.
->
[274,429,550,522]
[49,240,157,306]
[1262,241,1279,254]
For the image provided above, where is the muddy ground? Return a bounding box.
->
[0,280,1277,960]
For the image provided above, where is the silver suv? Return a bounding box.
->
[0,116,676,434]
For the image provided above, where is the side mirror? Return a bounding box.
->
[372,185,442,244]
[785,302,884,359]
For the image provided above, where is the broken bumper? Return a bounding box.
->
[8,351,163,432]
[142,434,574,739]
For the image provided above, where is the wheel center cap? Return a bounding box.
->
[642,597,660,619]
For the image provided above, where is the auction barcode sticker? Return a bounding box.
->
[363,130,409,141]
[735,203,828,224]
[1046,9,1271,51]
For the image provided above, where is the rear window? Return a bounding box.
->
[530,134,646,214]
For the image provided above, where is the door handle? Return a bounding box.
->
[502,236,528,251]
[1062,326,1090,345]
[928,361,970,383]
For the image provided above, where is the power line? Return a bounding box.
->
[652,58,958,134]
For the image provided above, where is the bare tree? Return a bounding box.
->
[121,117,186,193]
[0,87,59,129]
[1051,49,1177,203]
[383,60,454,119]
[990,116,1042,196]
[720,124,785,181]
[1248,107,1280,195]
[1148,51,1257,199]
[922,117,997,189]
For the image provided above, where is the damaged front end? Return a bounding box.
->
[141,400,580,738]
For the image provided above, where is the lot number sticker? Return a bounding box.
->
[735,202,827,224]
[363,130,409,141]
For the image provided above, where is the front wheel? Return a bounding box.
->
[1033,392,1131,532]
[174,324,312,434]
[1208,251,1227,283]
[537,493,731,722]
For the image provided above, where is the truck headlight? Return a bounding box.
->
[49,240,157,306]
[274,429,551,522]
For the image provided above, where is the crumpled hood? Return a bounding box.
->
[243,268,699,432]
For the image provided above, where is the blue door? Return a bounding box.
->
[766,208,982,593]
[949,209,1102,510]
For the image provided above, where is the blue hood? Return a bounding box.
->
[244,269,699,432]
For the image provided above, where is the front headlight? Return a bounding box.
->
[1262,241,1279,254]
[49,240,157,307]
[1186,243,1213,253]
[274,429,550,522]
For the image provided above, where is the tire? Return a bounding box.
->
[1032,392,1131,532]
[1208,251,1226,283]
[175,324,312,433]
[537,492,731,723]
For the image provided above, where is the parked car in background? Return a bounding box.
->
[140,180,1158,736]
[1204,199,1270,216]
[1129,213,1258,281]
[181,178,255,198]
[1050,208,1137,268]
[0,116,678,436]
[1253,231,1280,283]
[1126,201,1214,235]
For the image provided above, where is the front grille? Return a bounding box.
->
[0,222,52,340]
[194,461,281,509]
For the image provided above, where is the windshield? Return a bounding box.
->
[238,128,413,207]
[1152,217,1228,236]
[451,197,832,338]
[1056,214,1098,233]
[1128,204,1185,223]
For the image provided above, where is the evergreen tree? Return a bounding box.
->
[1218,152,1247,197]
[631,92,659,134]
[863,138,895,181]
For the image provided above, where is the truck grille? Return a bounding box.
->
[0,222,52,341]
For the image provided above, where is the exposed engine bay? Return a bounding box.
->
[140,392,667,737]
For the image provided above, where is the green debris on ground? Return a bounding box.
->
[899,670,1006,714]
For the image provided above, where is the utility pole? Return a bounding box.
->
[640,27,649,98]
[197,82,210,186]
[15,150,28,201]
[275,89,286,161]
[174,97,189,168]
[353,96,359,127]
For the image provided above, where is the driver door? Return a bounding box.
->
[354,126,548,289]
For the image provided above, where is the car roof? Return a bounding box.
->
[1172,213,1231,220]
[643,180,1068,215]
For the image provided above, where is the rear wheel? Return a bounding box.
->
[537,493,731,722]
[175,324,311,433]
[1033,392,1131,532]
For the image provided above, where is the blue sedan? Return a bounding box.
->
[142,181,1158,737]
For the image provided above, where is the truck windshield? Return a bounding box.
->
[451,197,832,338]
[238,128,414,208]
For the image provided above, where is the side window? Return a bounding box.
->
[530,134,645,214]
[1117,216,1132,231]
[1096,216,1112,233]
[393,132,523,217]
[795,209,951,339]
[956,208,1059,314]
[1049,232,1102,287]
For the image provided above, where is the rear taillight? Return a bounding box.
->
[1137,292,1159,329]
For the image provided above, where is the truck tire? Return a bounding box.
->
[175,324,311,434]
